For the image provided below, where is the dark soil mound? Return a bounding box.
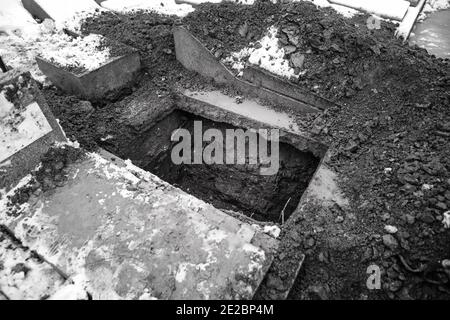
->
[182,0,281,57]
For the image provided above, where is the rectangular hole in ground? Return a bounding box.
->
[123,109,321,223]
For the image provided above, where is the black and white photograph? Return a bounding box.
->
[0,0,449,307]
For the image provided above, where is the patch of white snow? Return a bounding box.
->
[223,26,296,79]
[101,0,195,17]
[0,98,53,163]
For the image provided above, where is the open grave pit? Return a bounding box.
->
[115,97,327,224]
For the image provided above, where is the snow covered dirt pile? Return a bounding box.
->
[0,19,126,82]
[182,1,282,58]
[183,1,449,101]
[37,11,188,152]
[81,11,178,68]
[273,1,450,101]
[222,25,296,78]
[274,1,404,99]
[39,34,112,74]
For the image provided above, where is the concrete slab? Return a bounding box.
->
[36,48,141,101]
[0,70,66,192]
[184,89,302,134]
[0,148,279,300]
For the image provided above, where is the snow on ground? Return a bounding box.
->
[222,0,449,81]
[219,1,360,80]
[0,19,112,82]
[101,0,195,17]
[181,0,357,17]
[0,98,53,163]
[0,0,103,35]
[420,0,450,20]
[297,0,358,18]
[34,0,105,32]
[0,0,41,38]
[328,0,410,20]
[47,278,88,300]
[40,33,112,72]
[0,234,65,300]
[223,26,296,79]
[0,24,55,82]
[0,1,109,82]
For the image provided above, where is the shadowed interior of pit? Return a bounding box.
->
[122,110,320,222]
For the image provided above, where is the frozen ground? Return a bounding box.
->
[217,0,450,84]
[185,0,359,17]
[101,0,195,16]
[40,34,112,73]
[2,0,448,83]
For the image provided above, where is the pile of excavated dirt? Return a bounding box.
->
[43,88,138,151]
[275,3,449,301]
[81,10,179,71]
[276,2,450,101]
[39,2,450,300]
[182,1,282,57]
